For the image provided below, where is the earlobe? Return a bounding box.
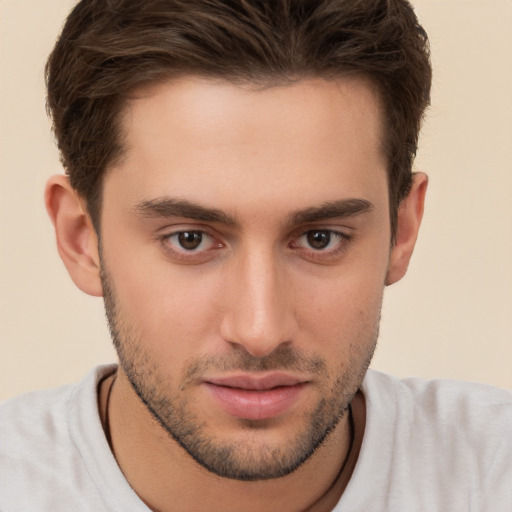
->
[45,175,103,297]
[385,173,428,286]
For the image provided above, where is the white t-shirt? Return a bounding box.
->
[1,365,511,511]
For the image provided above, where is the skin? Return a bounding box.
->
[46,76,427,511]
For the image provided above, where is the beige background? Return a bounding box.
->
[1,0,511,400]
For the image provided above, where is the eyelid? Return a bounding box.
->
[289,223,353,242]
[155,224,353,264]
[155,222,222,241]
[289,228,353,262]
[166,230,214,250]
[158,226,225,263]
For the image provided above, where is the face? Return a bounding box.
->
[99,77,391,480]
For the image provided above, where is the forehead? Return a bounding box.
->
[107,76,387,219]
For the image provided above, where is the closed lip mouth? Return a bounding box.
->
[204,373,308,391]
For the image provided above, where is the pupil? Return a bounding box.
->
[178,231,202,250]
[307,230,330,249]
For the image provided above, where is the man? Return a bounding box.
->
[1,0,510,510]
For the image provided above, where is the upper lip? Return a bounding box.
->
[204,373,306,391]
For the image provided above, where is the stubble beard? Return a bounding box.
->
[100,265,378,481]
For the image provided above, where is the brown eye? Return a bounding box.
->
[306,230,332,250]
[291,229,351,262]
[177,231,204,250]
[162,229,224,263]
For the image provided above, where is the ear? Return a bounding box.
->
[45,175,103,297]
[385,173,428,286]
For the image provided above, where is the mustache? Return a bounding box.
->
[183,345,327,383]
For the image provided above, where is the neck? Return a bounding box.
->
[99,369,365,512]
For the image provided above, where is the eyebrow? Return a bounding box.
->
[289,198,373,225]
[133,197,373,226]
[134,198,237,225]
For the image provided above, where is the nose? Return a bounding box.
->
[219,247,297,358]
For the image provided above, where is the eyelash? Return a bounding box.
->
[160,230,223,263]
[159,228,352,263]
[289,229,352,262]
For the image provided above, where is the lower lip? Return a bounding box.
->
[204,383,306,420]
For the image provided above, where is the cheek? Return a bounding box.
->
[108,253,224,354]
[294,268,385,350]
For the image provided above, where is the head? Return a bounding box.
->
[45,0,431,482]
[46,0,431,238]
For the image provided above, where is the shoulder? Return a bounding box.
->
[362,369,512,459]
[1,380,74,433]
[0,365,115,448]
[0,380,77,475]
[338,370,512,511]
[0,365,117,512]
[363,369,512,429]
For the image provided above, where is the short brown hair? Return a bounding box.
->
[46,0,431,237]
